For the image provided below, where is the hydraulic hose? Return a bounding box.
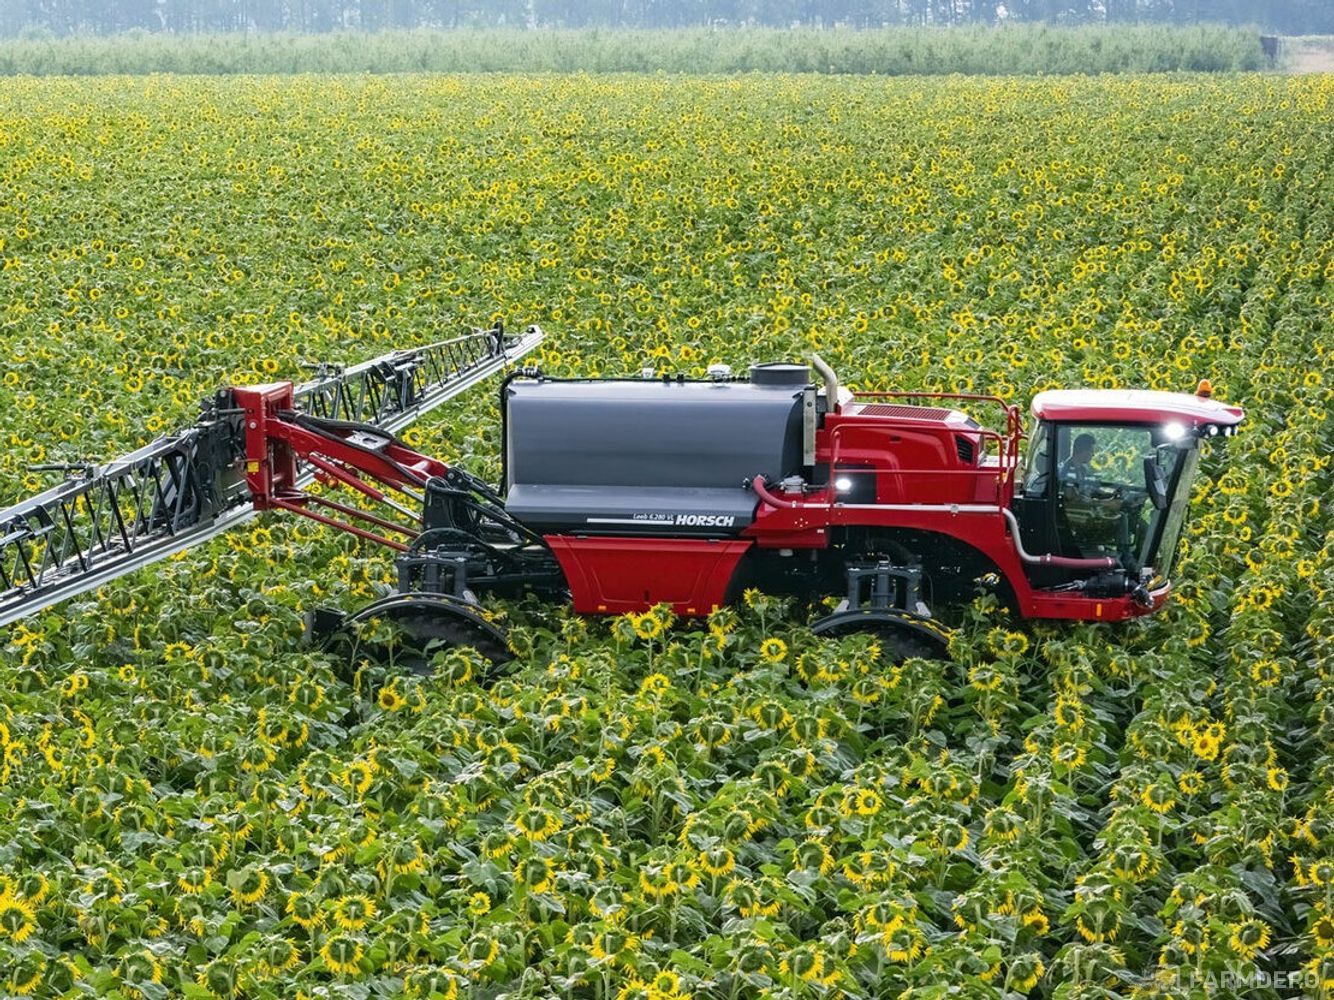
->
[752,475,1117,573]
[1000,508,1117,570]
[749,474,803,509]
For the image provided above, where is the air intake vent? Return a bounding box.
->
[858,403,952,421]
[955,435,976,464]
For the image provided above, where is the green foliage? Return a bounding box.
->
[0,24,1266,76]
[0,72,1332,996]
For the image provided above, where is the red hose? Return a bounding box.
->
[1031,553,1117,569]
[999,509,1117,570]
[750,475,803,509]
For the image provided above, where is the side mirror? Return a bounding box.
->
[1144,455,1169,510]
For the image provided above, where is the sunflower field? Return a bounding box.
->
[1,72,1333,999]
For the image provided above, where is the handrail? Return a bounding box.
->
[827,422,1018,506]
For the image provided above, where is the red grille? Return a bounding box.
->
[857,403,953,421]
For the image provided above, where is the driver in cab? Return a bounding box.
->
[1060,433,1122,512]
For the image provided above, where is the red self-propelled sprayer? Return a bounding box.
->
[0,324,1243,667]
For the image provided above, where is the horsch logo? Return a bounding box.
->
[674,514,735,527]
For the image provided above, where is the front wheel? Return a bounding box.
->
[810,607,951,662]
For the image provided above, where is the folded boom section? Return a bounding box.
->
[0,324,542,627]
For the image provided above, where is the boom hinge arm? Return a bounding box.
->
[232,381,456,552]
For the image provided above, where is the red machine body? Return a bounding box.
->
[527,381,1242,627]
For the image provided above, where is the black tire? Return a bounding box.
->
[811,610,951,664]
[323,593,511,678]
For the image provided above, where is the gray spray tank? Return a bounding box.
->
[502,365,810,536]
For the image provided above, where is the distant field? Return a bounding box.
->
[0,24,1266,75]
[1283,35,1334,73]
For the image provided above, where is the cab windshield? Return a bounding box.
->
[1023,422,1198,576]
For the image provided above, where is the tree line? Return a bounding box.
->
[4,0,1329,38]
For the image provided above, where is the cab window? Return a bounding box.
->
[1022,422,1053,497]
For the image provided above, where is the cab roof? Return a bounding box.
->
[1030,389,1244,428]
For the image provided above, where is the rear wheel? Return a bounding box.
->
[311,592,511,678]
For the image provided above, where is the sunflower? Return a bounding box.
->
[969,663,1005,692]
[1140,781,1176,814]
[638,673,671,697]
[1076,911,1122,944]
[433,649,476,686]
[342,760,375,796]
[986,627,1030,657]
[320,934,365,976]
[1051,740,1087,769]
[0,895,37,943]
[464,931,502,968]
[934,820,970,854]
[698,846,736,878]
[1008,953,1045,991]
[852,788,882,816]
[758,637,787,663]
[1053,695,1084,729]
[650,969,693,996]
[1305,955,1334,994]
[230,867,269,906]
[1312,911,1334,950]
[6,951,45,996]
[467,891,491,917]
[1177,770,1205,795]
[514,856,557,895]
[1228,918,1271,960]
[115,950,164,994]
[666,860,701,893]
[590,926,640,964]
[615,978,653,1000]
[779,945,839,986]
[726,878,780,918]
[514,805,563,842]
[632,611,665,640]
[882,923,925,963]
[1310,860,1334,887]
[638,865,679,900]
[178,867,211,895]
[260,937,302,974]
[1191,732,1221,761]
[332,894,377,931]
[1023,908,1049,936]
[377,684,407,712]
[12,875,46,907]
[1250,658,1282,687]
[983,807,1024,843]
[286,890,323,931]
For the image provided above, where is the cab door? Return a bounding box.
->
[1009,420,1071,587]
